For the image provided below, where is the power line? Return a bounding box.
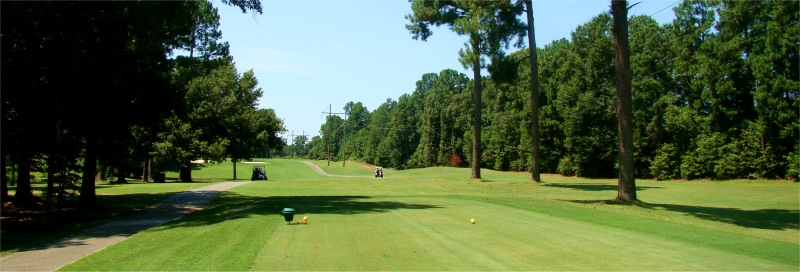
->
[322,104,347,166]
[286,130,308,158]
[649,0,680,17]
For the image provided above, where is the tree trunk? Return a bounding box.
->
[611,0,637,202]
[79,135,98,211]
[142,159,151,182]
[116,159,127,184]
[470,40,482,180]
[46,147,56,222]
[1,147,9,201]
[116,169,126,184]
[233,160,238,180]
[179,161,192,182]
[525,0,541,183]
[13,150,36,207]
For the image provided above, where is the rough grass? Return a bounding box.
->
[57,159,800,271]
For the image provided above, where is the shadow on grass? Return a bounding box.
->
[544,183,662,192]
[567,199,799,230]
[162,193,443,228]
[1,191,183,254]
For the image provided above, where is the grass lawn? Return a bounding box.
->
[33,158,800,270]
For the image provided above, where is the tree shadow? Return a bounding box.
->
[544,183,662,192]
[566,199,799,230]
[160,193,443,228]
[3,192,443,254]
[1,191,183,253]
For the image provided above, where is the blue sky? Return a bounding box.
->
[212,0,679,140]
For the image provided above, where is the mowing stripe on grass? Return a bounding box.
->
[248,196,796,271]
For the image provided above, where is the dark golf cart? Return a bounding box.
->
[375,167,383,178]
[251,166,268,181]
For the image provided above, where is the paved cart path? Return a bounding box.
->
[0,181,250,272]
[301,161,375,178]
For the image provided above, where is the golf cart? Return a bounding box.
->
[375,167,383,178]
[251,166,268,181]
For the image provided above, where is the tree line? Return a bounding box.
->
[295,0,798,182]
[1,0,286,215]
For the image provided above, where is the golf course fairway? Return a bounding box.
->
[59,159,799,271]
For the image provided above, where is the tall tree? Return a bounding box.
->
[667,0,719,116]
[255,108,286,159]
[344,101,370,161]
[611,0,636,202]
[2,0,263,210]
[525,38,571,174]
[557,14,617,178]
[406,0,525,179]
[1,1,56,206]
[628,15,671,178]
[716,0,799,178]
[165,0,265,181]
[2,1,201,210]
[366,99,395,166]
[523,0,541,182]
[173,63,259,181]
[223,69,274,180]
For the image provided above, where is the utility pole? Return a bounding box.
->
[322,104,347,167]
[287,131,308,158]
[342,113,348,167]
[327,105,331,165]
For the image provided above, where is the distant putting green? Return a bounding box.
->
[60,159,799,271]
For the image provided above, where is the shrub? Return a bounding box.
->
[681,133,724,179]
[557,156,580,177]
[786,147,800,182]
[714,125,760,179]
[650,143,680,180]
[509,158,529,172]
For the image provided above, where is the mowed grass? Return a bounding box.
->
[60,158,799,271]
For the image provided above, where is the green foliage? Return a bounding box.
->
[650,143,681,180]
[326,1,797,180]
[681,133,724,180]
[786,144,800,182]
[713,124,763,180]
[557,156,580,177]
[407,0,526,178]
[254,108,286,157]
